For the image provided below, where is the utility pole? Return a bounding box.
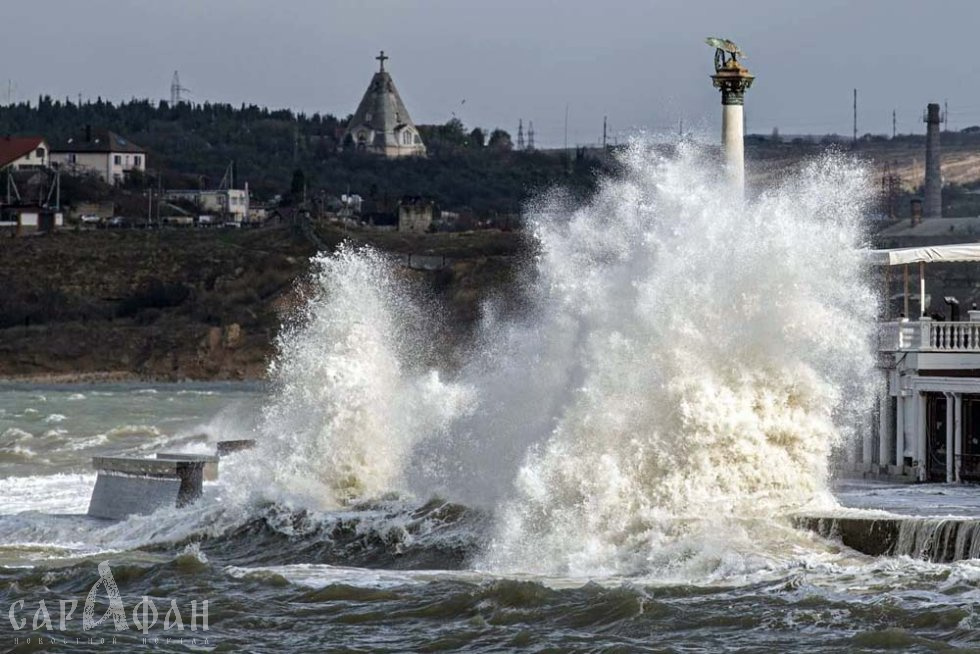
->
[602,115,607,148]
[944,99,949,131]
[892,109,897,139]
[853,88,858,145]
[564,104,569,153]
[527,122,535,150]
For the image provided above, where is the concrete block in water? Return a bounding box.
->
[155,452,219,481]
[216,439,255,456]
[87,473,182,520]
[87,456,206,520]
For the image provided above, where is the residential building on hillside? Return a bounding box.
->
[162,188,250,223]
[0,136,49,170]
[50,128,146,184]
[398,196,434,233]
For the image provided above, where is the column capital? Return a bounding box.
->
[711,65,754,106]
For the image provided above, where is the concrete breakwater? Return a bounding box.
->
[87,440,254,520]
[796,514,980,562]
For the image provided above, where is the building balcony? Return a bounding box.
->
[879,318,980,353]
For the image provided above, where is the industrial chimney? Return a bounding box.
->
[923,103,942,218]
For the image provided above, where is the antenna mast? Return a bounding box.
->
[852,88,858,145]
[170,71,190,105]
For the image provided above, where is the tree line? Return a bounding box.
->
[0,96,607,215]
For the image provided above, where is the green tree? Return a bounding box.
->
[488,129,512,152]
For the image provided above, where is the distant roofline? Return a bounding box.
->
[50,129,145,154]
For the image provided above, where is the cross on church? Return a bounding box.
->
[376,50,388,72]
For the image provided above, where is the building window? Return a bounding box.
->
[414,135,421,144]
[113,155,122,165]
[68,153,77,163]
[402,131,411,145]
[134,155,141,167]
[35,147,45,159]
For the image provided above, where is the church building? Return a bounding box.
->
[343,51,426,157]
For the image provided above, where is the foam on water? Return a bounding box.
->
[244,141,879,579]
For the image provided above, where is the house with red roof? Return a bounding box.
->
[0,136,49,171]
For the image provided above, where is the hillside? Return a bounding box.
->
[747,134,980,192]
[0,224,525,381]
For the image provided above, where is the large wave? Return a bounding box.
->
[249,141,879,578]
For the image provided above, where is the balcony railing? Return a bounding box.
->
[879,320,980,352]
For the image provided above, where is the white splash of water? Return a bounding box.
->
[252,246,474,509]
[476,143,878,576]
[252,141,878,577]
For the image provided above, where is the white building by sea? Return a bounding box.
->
[865,243,980,483]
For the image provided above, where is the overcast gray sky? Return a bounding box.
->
[5,0,979,147]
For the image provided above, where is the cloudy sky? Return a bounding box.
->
[5,0,979,147]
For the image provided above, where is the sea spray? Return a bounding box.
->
[477,142,879,575]
[250,141,879,578]
[254,246,474,508]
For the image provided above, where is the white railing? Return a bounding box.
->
[879,320,980,352]
[878,321,920,351]
[928,321,980,351]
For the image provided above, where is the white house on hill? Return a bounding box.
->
[50,128,146,184]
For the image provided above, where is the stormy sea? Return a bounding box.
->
[3,143,980,652]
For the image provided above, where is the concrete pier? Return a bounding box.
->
[216,439,256,456]
[155,452,219,481]
[797,514,980,562]
[87,456,207,520]
[86,439,254,520]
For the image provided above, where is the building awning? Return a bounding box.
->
[868,244,980,266]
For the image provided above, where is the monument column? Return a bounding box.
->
[708,39,754,192]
